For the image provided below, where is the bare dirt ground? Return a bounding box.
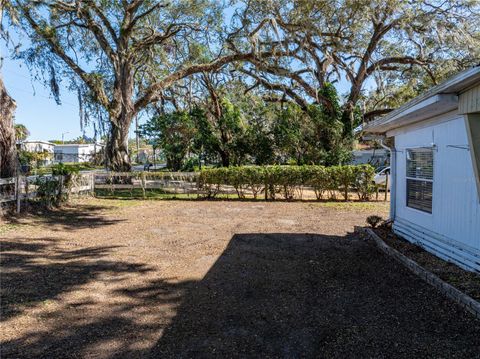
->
[1,199,480,358]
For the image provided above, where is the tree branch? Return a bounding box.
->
[89,2,119,44]
[20,5,110,109]
[127,2,170,33]
[134,50,289,111]
[365,56,428,77]
[238,68,309,111]
[363,108,394,120]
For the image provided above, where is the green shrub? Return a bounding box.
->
[198,164,378,201]
[35,164,80,207]
[242,166,265,199]
[354,165,376,201]
[305,166,329,200]
[35,176,61,208]
[334,165,357,201]
[198,168,225,198]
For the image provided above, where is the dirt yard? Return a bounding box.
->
[1,199,479,358]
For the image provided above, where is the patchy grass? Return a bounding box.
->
[94,188,199,200]
[94,188,391,207]
[1,200,478,358]
[0,223,22,235]
[311,201,390,212]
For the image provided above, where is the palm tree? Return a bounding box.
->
[14,123,29,141]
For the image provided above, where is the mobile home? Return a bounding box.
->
[54,143,103,163]
[364,67,480,272]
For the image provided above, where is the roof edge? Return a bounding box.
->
[364,66,480,133]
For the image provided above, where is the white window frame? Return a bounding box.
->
[405,147,434,214]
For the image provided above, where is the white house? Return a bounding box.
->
[19,140,55,165]
[20,140,55,154]
[54,143,104,163]
[364,66,480,273]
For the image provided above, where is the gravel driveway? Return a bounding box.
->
[1,199,479,358]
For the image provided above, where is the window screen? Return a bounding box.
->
[406,148,434,213]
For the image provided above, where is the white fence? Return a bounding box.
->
[94,171,199,197]
[0,173,94,213]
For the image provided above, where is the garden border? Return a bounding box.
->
[354,226,480,319]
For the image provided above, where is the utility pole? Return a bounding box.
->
[61,132,69,144]
[135,116,140,163]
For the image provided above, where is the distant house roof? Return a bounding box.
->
[364,66,480,134]
[54,143,104,148]
[21,140,55,146]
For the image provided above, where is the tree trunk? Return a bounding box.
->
[106,120,131,172]
[219,149,230,167]
[0,76,17,178]
[105,58,135,172]
[341,104,354,139]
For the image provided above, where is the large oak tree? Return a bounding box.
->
[10,0,280,170]
[232,0,480,135]
[0,0,18,178]
[0,75,17,178]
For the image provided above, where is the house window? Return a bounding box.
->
[406,147,434,213]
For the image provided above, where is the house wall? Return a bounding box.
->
[55,146,79,163]
[78,146,95,161]
[54,145,99,163]
[22,142,54,153]
[392,112,480,272]
[459,84,480,113]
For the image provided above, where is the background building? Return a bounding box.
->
[54,143,104,163]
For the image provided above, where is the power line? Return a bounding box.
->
[3,68,33,80]
[5,83,79,108]
[3,68,80,107]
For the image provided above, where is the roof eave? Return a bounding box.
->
[363,66,480,134]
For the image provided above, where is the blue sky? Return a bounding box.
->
[1,40,98,142]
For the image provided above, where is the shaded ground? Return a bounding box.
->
[1,199,479,358]
[374,226,480,302]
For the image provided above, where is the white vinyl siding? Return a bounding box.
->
[393,115,480,271]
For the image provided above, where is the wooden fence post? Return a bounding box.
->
[141,172,146,198]
[15,175,21,214]
[91,173,95,196]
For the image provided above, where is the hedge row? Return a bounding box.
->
[198,165,377,201]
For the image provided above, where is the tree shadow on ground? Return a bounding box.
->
[1,237,149,321]
[2,233,480,358]
[3,203,123,231]
[149,233,480,358]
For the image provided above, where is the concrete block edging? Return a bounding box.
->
[354,226,480,319]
